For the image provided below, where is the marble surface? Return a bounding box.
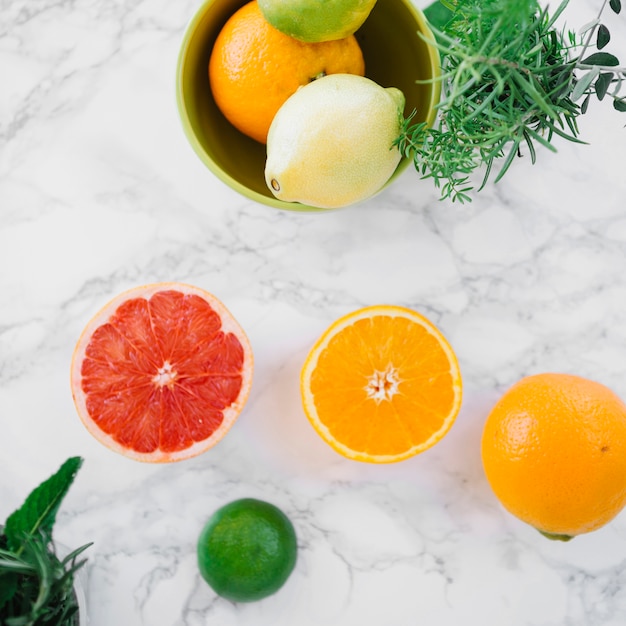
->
[2,0,626,623]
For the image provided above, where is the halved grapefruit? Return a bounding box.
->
[70,283,254,462]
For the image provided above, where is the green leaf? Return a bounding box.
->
[423,1,455,32]
[572,68,599,101]
[580,52,620,66]
[60,542,92,571]
[581,93,591,113]
[614,98,626,112]
[597,24,611,49]
[3,457,83,553]
[0,572,18,610]
[595,72,614,99]
[0,552,36,574]
[5,616,30,626]
[609,0,621,13]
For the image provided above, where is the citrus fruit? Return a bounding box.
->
[258,0,377,42]
[300,305,463,462]
[208,1,365,144]
[481,373,626,540]
[70,283,253,463]
[197,498,297,602]
[265,74,405,208]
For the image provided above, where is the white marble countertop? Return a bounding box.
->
[2,0,626,624]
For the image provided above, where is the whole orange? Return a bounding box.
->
[481,373,626,540]
[208,1,365,144]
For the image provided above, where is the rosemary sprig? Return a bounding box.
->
[0,533,91,625]
[396,0,626,202]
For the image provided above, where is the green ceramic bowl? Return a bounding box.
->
[176,0,441,212]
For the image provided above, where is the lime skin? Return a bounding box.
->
[197,498,297,602]
[258,0,378,42]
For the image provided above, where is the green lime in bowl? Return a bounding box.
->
[176,0,441,212]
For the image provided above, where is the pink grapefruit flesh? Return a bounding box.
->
[70,283,253,462]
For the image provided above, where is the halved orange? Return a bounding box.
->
[300,305,462,463]
[70,283,253,463]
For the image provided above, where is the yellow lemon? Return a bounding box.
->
[265,74,405,209]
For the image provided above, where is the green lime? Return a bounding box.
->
[258,0,378,42]
[197,498,297,603]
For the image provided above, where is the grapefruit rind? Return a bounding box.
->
[70,282,254,463]
[300,304,462,463]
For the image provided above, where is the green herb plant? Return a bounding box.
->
[0,457,91,626]
[397,0,626,202]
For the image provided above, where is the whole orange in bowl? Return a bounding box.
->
[481,373,626,540]
[209,0,365,144]
[70,283,254,463]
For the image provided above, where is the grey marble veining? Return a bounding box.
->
[2,0,626,623]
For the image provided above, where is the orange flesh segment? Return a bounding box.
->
[80,291,245,454]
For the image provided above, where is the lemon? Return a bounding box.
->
[197,498,297,603]
[265,74,405,209]
[258,0,377,42]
